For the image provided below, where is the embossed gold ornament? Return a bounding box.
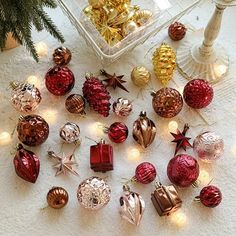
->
[88,0,105,9]
[47,187,69,209]
[131,66,151,87]
[134,10,153,26]
[152,43,176,85]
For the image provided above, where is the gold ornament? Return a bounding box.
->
[131,66,151,87]
[152,43,176,85]
[88,0,105,9]
[134,10,153,26]
[122,20,138,36]
[47,187,69,209]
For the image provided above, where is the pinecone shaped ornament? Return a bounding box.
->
[82,73,111,117]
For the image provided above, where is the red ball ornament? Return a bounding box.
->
[107,122,128,143]
[183,79,214,109]
[135,162,157,184]
[45,66,75,96]
[167,154,199,187]
[168,22,187,41]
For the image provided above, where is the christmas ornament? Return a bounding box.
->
[171,124,192,155]
[113,97,132,117]
[134,10,153,27]
[100,69,129,92]
[88,0,105,9]
[59,122,81,144]
[152,43,176,85]
[131,66,151,87]
[13,144,40,183]
[106,122,128,143]
[82,73,111,117]
[77,176,111,210]
[183,79,214,109]
[47,187,69,209]
[119,185,145,226]
[168,22,187,41]
[90,139,113,172]
[17,115,49,146]
[65,94,86,115]
[53,46,72,66]
[151,88,183,118]
[45,66,75,96]
[167,154,199,187]
[122,20,138,36]
[151,182,182,216]
[48,151,79,176]
[10,82,41,113]
[195,185,222,208]
[133,111,156,148]
[193,131,224,163]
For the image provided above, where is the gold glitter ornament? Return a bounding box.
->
[88,0,105,9]
[109,0,131,7]
[134,10,153,26]
[131,66,151,87]
[122,20,138,36]
[152,43,176,85]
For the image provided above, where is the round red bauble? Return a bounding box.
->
[45,66,75,96]
[183,79,213,109]
[108,122,128,143]
[167,154,199,187]
[168,22,187,41]
[135,162,157,184]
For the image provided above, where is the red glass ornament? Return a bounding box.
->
[168,22,187,41]
[183,79,214,109]
[13,144,40,183]
[45,66,75,96]
[107,122,128,143]
[135,162,157,184]
[90,139,113,172]
[167,154,199,187]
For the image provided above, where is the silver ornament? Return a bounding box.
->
[59,122,80,144]
[112,97,132,117]
[77,176,111,210]
[10,82,41,113]
[193,131,224,163]
[119,185,145,226]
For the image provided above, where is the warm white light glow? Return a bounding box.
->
[35,42,48,57]
[40,109,58,124]
[156,0,171,10]
[231,145,236,157]
[88,122,104,137]
[177,86,184,94]
[198,170,211,186]
[168,121,178,133]
[170,211,187,227]
[0,132,11,145]
[214,64,227,77]
[127,148,141,161]
[27,75,41,88]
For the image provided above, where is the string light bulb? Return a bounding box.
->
[40,109,58,124]
[88,122,105,137]
[0,131,11,145]
[35,42,48,57]
[127,147,141,161]
[27,75,41,88]
[198,170,211,186]
[170,211,187,227]
[168,121,178,132]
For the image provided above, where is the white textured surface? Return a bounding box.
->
[1,1,236,235]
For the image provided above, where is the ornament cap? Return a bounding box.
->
[139,111,147,118]
[150,91,156,97]
[123,184,131,192]
[85,72,93,80]
[99,139,106,144]
[16,143,24,150]
[9,81,19,90]
[194,196,201,202]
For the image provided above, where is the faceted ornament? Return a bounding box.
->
[131,66,151,87]
[107,122,128,143]
[168,22,187,41]
[134,162,157,184]
[120,185,145,226]
[53,46,72,66]
[113,97,132,117]
[65,94,86,115]
[47,187,69,209]
[59,122,80,144]
[13,144,40,183]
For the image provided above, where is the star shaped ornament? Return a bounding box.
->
[170,124,192,155]
[48,151,79,176]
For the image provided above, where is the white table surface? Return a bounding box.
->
[1,1,236,235]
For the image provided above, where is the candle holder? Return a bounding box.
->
[177,0,236,83]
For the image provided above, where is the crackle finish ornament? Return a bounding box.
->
[193,131,224,163]
[10,82,41,113]
[131,66,151,87]
[65,94,86,115]
[77,177,111,210]
[53,46,72,66]
[60,122,80,144]
[113,97,132,117]
[47,187,69,209]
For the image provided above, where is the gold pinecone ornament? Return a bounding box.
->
[152,43,176,86]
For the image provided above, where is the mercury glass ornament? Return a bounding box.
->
[65,94,86,115]
[53,46,72,66]
[47,187,69,209]
[193,131,224,163]
[10,82,41,113]
[59,122,80,144]
[131,66,151,87]
[77,176,111,210]
[113,97,132,117]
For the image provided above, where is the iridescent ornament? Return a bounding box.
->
[113,97,132,117]
[106,122,128,143]
[131,66,151,87]
[88,0,105,9]
[122,20,139,36]
[77,176,111,210]
[10,82,41,113]
[47,187,69,209]
[65,94,86,115]
[151,88,183,118]
[53,46,72,66]
[193,131,224,163]
[134,162,157,184]
[168,22,187,41]
[59,122,80,144]
[134,10,153,26]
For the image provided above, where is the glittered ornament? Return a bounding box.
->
[119,185,145,226]
[134,162,157,184]
[134,10,153,26]
[193,131,224,163]
[45,66,75,96]
[88,0,105,9]
[17,115,49,146]
[151,88,183,118]
[168,22,187,41]
[77,176,111,210]
[195,185,222,208]
[133,111,156,148]
[59,122,80,144]
[13,144,40,183]
[65,94,86,115]
[152,43,176,85]
[82,73,111,117]
[113,97,132,117]
[47,187,69,209]
[106,122,128,143]
[183,79,214,109]
[53,46,72,66]
[10,82,41,113]
[122,20,139,36]
[167,154,199,187]
[131,66,151,87]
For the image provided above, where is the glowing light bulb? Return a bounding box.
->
[0,132,11,145]
[170,211,187,227]
[231,145,236,157]
[88,122,104,137]
[35,42,48,57]
[127,148,141,161]
[168,121,178,132]
[215,64,227,77]
[198,170,211,186]
[27,75,41,88]
[40,109,58,124]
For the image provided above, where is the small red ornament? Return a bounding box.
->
[168,22,187,41]
[183,79,214,109]
[167,154,199,187]
[107,122,128,143]
[196,185,222,208]
[134,162,157,184]
[45,66,75,96]
[13,144,40,183]
[90,139,113,172]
